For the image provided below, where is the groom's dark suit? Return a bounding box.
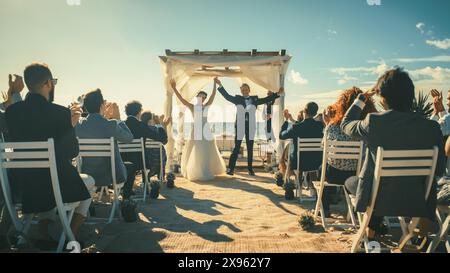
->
[218,86,279,172]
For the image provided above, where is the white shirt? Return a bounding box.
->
[431,111,450,136]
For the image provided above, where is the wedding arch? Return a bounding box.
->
[159,49,292,169]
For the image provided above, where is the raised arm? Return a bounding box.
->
[214,77,239,104]
[256,87,283,105]
[170,79,194,111]
[340,93,371,141]
[204,80,217,107]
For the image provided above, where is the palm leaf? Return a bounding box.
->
[412,91,433,119]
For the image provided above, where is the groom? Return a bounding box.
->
[214,77,284,176]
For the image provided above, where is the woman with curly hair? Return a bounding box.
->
[320,87,377,216]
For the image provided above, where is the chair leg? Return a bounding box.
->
[108,200,117,224]
[427,212,450,253]
[57,209,76,253]
[142,172,148,203]
[108,184,121,224]
[352,213,371,253]
[319,200,326,229]
[398,217,421,251]
[344,190,358,228]
[313,183,324,219]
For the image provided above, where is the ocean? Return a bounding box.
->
[173,122,271,140]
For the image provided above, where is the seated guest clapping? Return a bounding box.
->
[320,87,377,216]
[140,111,169,178]
[5,63,92,249]
[75,89,137,199]
[279,102,324,174]
[121,101,168,182]
[342,68,446,240]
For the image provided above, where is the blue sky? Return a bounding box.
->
[1,0,449,119]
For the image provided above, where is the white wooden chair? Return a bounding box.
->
[0,139,79,253]
[118,138,148,202]
[351,147,439,253]
[312,139,364,229]
[145,139,164,185]
[76,137,121,224]
[285,138,323,202]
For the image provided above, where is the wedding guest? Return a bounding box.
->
[75,89,137,199]
[279,102,324,174]
[0,74,25,249]
[121,101,168,184]
[262,90,276,142]
[1,74,24,112]
[278,109,302,174]
[320,87,377,216]
[5,63,92,249]
[342,68,446,240]
[140,111,169,178]
[430,89,450,138]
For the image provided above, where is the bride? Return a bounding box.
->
[170,78,226,181]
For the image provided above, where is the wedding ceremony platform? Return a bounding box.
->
[159,49,292,169]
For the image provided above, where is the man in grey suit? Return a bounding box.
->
[75,89,137,199]
[341,68,446,239]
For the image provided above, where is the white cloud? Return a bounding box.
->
[394,55,450,63]
[416,22,426,34]
[327,29,338,35]
[408,66,450,82]
[289,70,309,85]
[426,39,450,50]
[337,75,358,85]
[331,60,389,85]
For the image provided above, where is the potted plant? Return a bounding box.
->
[298,211,316,231]
[274,171,284,187]
[284,181,295,200]
[149,181,160,199]
[166,172,176,188]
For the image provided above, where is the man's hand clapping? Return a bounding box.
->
[104,102,121,120]
[430,89,445,114]
[70,103,83,127]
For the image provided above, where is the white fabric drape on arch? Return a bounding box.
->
[160,54,292,170]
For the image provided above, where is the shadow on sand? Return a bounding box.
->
[193,173,298,216]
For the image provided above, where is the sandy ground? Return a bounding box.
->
[80,171,355,253]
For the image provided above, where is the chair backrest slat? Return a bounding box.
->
[327,154,361,160]
[78,145,113,151]
[0,151,50,160]
[118,138,145,154]
[382,159,434,168]
[2,161,51,169]
[379,168,433,177]
[382,150,435,158]
[77,139,111,144]
[0,141,50,149]
[145,140,163,149]
[78,151,112,157]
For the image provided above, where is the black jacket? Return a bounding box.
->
[279,118,324,171]
[121,116,168,169]
[5,93,90,214]
[341,94,445,217]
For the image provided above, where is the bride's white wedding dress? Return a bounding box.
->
[181,106,226,181]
